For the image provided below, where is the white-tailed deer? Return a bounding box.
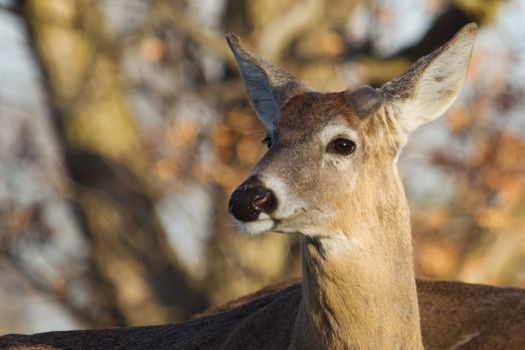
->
[2,23,525,350]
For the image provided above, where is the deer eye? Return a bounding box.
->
[262,136,272,148]
[328,138,356,155]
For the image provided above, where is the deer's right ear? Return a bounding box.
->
[226,34,310,127]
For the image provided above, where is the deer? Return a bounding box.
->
[2,23,525,350]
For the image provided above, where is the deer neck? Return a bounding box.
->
[290,174,422,350]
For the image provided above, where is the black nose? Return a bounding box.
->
[229,177,276,222]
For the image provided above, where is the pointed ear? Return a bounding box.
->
[381,23,477,135]
[226,34,311,127]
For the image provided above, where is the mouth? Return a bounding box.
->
[236,208,307,235]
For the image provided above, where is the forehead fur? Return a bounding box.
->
[276,92,359,135]
[275,91,400,155]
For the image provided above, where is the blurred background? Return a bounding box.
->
[0,0,524,334]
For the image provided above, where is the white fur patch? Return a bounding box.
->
[320,233,362,255]
[241,218,275,235]
[260,174,306,219]
[235,212,274,235]
[319,123,359,146]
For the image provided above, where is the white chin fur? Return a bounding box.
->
[241,219,275,235]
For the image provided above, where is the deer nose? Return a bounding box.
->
[229,178,276,222]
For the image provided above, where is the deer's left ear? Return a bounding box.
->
[226,34,311,127]
[381,23,477,135]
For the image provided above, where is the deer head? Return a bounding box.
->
[228,25,476,244]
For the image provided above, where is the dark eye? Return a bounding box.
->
[262,136,272,148]
[328,138,356,155]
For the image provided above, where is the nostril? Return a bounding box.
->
[253,192,269,208]
[253,190,276,213]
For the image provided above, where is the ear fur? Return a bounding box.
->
[381,23,477,135]
[345,86,384,119]
[226,34,310,127]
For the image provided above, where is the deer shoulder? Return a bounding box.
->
[3,279,524,350]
